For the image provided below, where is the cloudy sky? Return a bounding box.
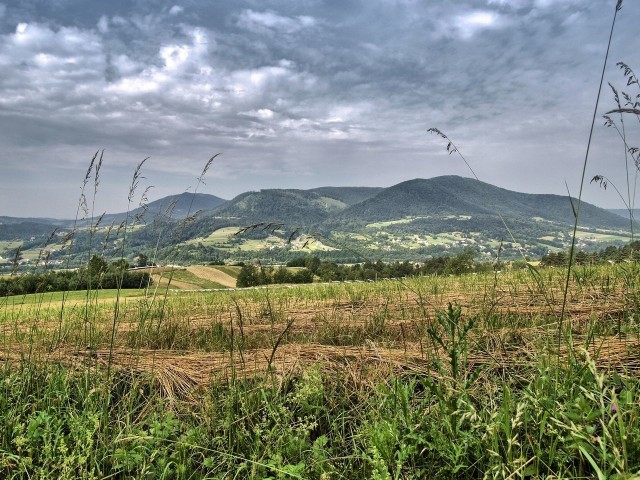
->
[0,0,638,218]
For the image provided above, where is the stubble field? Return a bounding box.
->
[1,264,639,478]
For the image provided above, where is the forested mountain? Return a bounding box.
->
[207,189,340,226]
[1,176,635,268]
[101,192,226,225]
[308,186,384,206]
[327,176,629,229]
[0,222,59,241]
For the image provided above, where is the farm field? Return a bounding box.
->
[1,264,639,478]
[183,227,336,255]
[135,265,237,290]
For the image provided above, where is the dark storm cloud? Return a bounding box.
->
[0,0,638,217]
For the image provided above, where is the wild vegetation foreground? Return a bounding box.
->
[1,264,639,478]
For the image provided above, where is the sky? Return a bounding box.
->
[0,0,638,218]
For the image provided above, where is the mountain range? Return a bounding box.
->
[181,176,627,231]
[0,176,634,266]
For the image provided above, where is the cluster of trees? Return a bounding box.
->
[0,255,151,297]
[236,264,314,288]
[540,241,640,267]
[287,249,504,283]
[236,248,525,288]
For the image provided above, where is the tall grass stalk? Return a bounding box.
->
[154,155,220,327]
[560,0,623,332]
[105,157,148,381]
[427,128,560,320]
[54,151,100,349]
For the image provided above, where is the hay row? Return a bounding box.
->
[3,336,639,398]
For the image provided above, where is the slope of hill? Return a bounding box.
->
[307,186,384,206]
[0,216,66,226]
[609,209,640,219]
[328,176,629,229]
[208,189,339,226]
[102,192,227,224]
[2,176,635,268]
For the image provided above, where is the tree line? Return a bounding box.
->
[540,241,640,267]
[0,255,151,297]
[236,249,522,287]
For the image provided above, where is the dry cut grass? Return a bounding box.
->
[2,266,639,400]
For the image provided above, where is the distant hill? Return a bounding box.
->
[308,186,384,206]
[608,209,640,220]
[101,192,226,225]
[328,176,629,229]
[205,187,384,230]
[0,221,59,241]
[208,189,339,226]
[2,177,635,267]
[0,216,66,242]
[0,216,66,226]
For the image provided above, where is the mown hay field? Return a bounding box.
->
[1,264,640,478]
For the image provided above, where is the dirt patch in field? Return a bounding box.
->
[186,266,236,288]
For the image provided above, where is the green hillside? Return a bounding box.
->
[208,189,338,226]
[1,177,635,268]
[101,192,227,225]
[328,176,629,229]
[308,186,384,206]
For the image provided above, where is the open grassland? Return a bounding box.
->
[213,265,241,279]
[0,240,22,254]
[0,288,147,306]
[1,264,639,478]
[141,265,236,290]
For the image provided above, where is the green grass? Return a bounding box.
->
[215,265,241,278]
[1,288,147,305]
[366,216,426,228]
[186,226,240,246]
[0,240,23,253]
[1,266,639,478]
[575,229,631,242]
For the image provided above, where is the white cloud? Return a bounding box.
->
[9,22,102,55]
[237,10,316,34]
[240,108,276,120]
[325,104,370,123]
[225,59,316,104]
[111,15,127,26]
[160,44,190,71]
[562,11,582,25]
[533,0,580,8]
[0,22,103,85]
[111,54,139,76]
[169,5,184,16]
[107,27,210,95]
[97,15,109,33]
[106,74,164,95]
[487,0,527,7]
[452,10,508,39]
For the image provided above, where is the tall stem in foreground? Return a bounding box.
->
[560,1,623,334]
[106,157,148,381]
